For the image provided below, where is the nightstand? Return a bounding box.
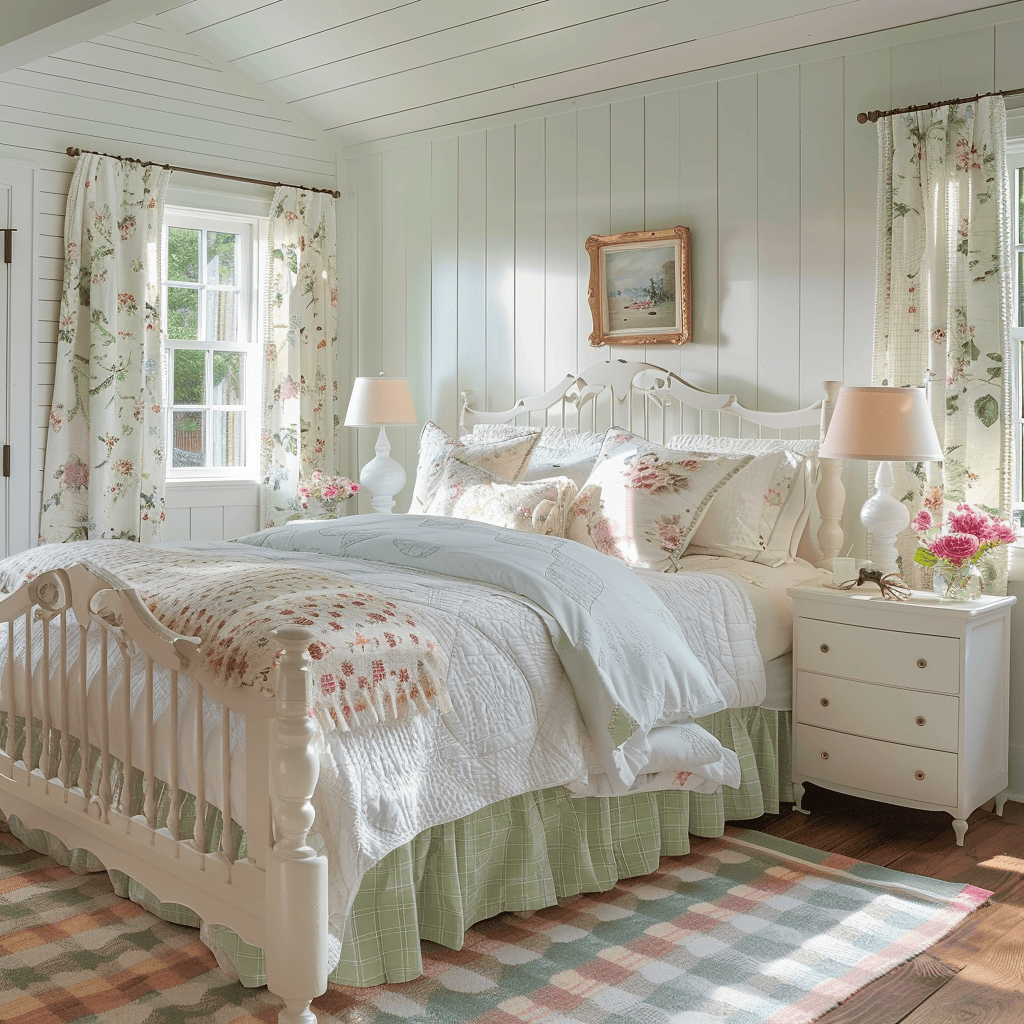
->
[788,582,1015,846]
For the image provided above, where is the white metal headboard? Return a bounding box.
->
[460,358,844,567]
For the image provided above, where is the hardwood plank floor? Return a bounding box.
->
[745,786,1024,1022]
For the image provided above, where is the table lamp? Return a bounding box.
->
[818,386,943,575]
[344,374,418,513]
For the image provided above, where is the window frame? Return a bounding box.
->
[161,206,266,483]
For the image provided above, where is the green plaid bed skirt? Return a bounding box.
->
[2,705,791,988]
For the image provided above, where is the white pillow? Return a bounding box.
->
[471,423,605,488]
[409,421,540,514]
[426,455,578,535]
[566,432,752,570]
[669,435,819,564]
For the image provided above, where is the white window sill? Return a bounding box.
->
[165,478,259,509]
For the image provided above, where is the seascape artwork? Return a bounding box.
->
[603,241,679,334]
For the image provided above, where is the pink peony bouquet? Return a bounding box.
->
[912,503,1016,595]
[297,470,359,516]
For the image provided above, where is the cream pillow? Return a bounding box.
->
[567,433,752,570]
[669,435,819,565]
[426,455,578,535]
[409,421,540,514]
[471,423,606,487]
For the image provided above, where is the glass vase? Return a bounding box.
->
[932,562,982,601]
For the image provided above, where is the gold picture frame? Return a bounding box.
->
[586,225,691,347]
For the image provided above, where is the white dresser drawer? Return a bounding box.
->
[796,618,960,695]
[797,672,960,752]
[794,724,958,807]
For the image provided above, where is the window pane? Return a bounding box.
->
[211,411,245,467]
[167,227,200,283]
[205,289,238,343]
[207,231,240,285]
[172,410,206,468]
[167,287,199,340]
[212,351,244,404]
[172,349,205,405]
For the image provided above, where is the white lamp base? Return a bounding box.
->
[359,426,406,514]
[861,460,910,576]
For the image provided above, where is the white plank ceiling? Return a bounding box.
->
[134,0,1018,149]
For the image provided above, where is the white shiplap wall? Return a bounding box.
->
[0,22,339,546]
[345,4,1024,530]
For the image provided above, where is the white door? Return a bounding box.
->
[0,162,34,557]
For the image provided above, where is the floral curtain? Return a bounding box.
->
[872,96,1014,592]
[259,187,342,527]
[40,155,170,544]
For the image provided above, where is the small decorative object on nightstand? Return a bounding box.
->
[788,582,1015,846]
[344,373,418,513]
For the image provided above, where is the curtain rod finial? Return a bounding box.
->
[857,112,868,124]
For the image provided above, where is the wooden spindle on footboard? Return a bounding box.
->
[265,626,328,1024]
[194,683,206,852]
[58,610,70,787]
[5,619,15,763]
[77,621,90,798]
[143,657,155,828]
[23,611,33,771]
[168,669,180,840]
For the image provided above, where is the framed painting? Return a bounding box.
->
[586,225,691,347]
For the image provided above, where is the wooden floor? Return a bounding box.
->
[745,786,1024,1023]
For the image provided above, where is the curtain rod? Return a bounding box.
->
[65,146,341,199]
[857,86,1024,123]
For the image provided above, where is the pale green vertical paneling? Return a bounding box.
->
[995,18,1024,92]
[515,118,546,423]
[940,26,995,98]
[576,105,610,387]
[405,142,432,509]
[431,137,459,436]
[677,80,720,429]
[844,45,892,553]
[355,153,382,511]
[799,57,846,428]
[457,130,487,430]
[485,124,516,412]
[382,148,410,505]
[757,65,802,428]
[891,37,939,108]
[545,111,577,403]
[718,74,759,437]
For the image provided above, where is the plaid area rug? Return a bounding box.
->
[0,825,989,1024]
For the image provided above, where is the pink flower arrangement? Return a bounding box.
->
[913,503,1017,587]
[296,472,359,517]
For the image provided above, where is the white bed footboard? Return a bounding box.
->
[0,563,327,1023]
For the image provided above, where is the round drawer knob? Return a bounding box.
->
[820,643,830,654]
[914,770,926,781]
[820,751,830,760]
[915,716,926,727]
[820,698,830,708]
[917,658,927,669]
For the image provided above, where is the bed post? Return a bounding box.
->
[265,627,328,1024]
[816,380,845,568]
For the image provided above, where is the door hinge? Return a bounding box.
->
[1,228,14,264]
[2,445,9,479]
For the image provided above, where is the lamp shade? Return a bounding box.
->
[819,386,943,462]
[344,375,418,427]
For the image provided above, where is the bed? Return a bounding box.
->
[0,359,846,1023]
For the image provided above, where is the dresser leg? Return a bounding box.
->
[994,793,1007,817]
[951,818,968,847]
[793,781,809,815]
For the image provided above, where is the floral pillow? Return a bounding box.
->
[409,421,540,514]
[684,450,806,566]
[668,435,818,565]
[566,434,752,570]
[426,455,578,535]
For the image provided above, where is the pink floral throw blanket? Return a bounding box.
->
[0,541,451,735]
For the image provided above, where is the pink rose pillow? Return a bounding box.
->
[566,433,752,571]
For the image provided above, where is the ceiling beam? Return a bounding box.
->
[0,0,193,75]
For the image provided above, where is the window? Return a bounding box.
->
[162,209,264,480]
